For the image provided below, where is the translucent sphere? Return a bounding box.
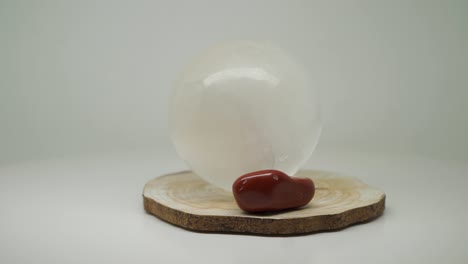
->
[170,41,321,190]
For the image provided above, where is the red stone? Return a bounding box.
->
[232,170,315,213]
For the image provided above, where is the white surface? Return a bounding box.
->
[1,150,467,264]
[171,41,321,189]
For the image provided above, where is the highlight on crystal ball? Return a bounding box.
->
[170,40,321,190]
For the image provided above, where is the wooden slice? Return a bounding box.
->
[143,170,385,235]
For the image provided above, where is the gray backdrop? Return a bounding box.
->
[1,0,467,164]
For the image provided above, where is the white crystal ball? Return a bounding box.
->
[170,41,321,190]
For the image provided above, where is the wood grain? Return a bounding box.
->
[143,170,385,235]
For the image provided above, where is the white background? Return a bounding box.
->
[1,0,467,263]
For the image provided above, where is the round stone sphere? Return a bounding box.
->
[170,41,321,190]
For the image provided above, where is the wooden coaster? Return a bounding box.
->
[143,170,385,235]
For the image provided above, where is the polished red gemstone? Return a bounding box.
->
[232,170,315,213]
